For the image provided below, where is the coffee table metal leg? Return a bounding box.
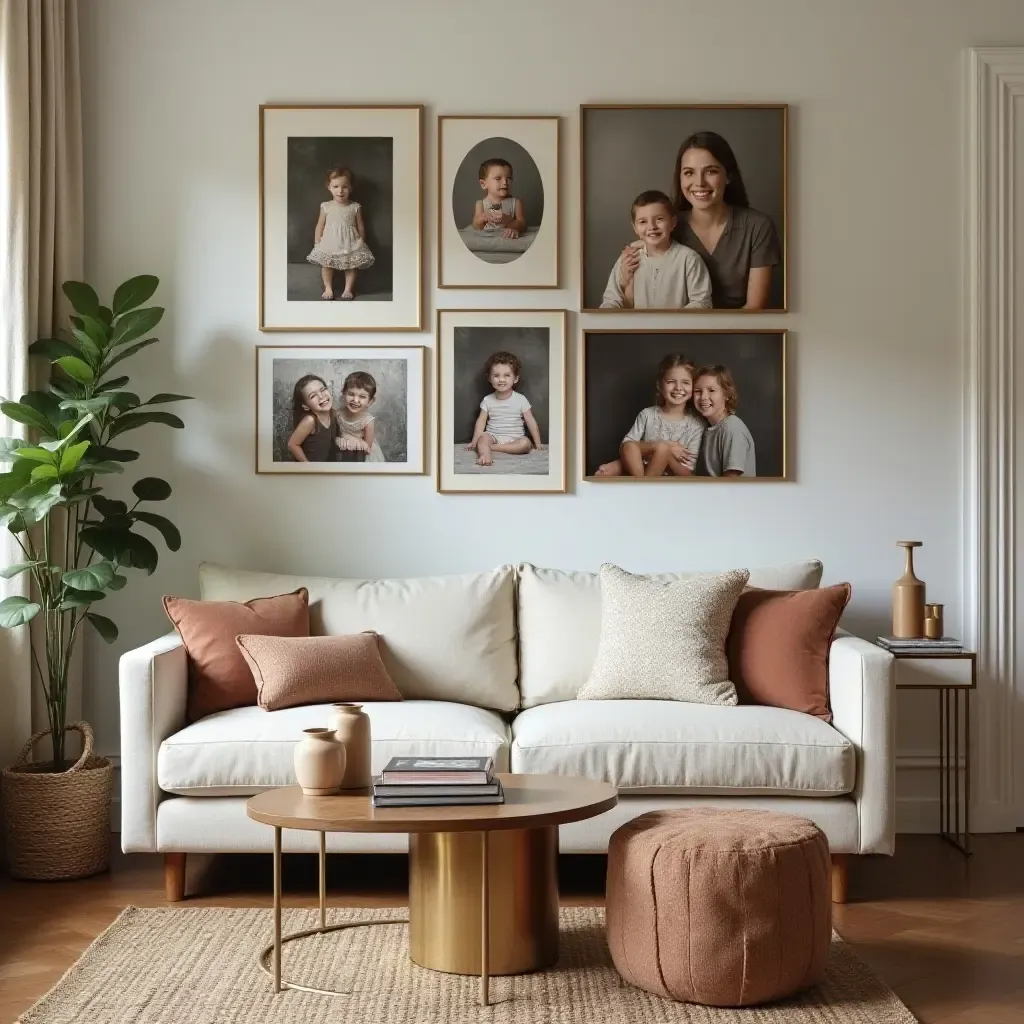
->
[319,831,327,929]
[480,830,489,1006]
[273,825,282,993]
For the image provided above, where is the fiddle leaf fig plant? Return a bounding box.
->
[0,276,191,769]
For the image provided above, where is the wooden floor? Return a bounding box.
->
[1,834,1022,1023]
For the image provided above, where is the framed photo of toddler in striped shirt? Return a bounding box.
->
[436,309,567,494]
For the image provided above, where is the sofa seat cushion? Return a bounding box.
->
[158,700,510,796]
[510,700,854,796]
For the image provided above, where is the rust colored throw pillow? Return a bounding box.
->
[726,584,852,722]
[235,631,403,711]
[163,588,309,720]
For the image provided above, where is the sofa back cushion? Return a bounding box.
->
[517,560,824,708]
[199,563,518,711]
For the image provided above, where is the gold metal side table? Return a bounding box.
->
[890,650,976,855]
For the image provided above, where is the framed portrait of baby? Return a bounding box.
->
[437,116,560,289]
[255,345,426,474]
[436,309,566,493]
[580,104,788,313]
[259,104,423,331]
[582,330,787,482]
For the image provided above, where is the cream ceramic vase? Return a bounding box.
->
[293,727,346,796]
[330,703,371,790]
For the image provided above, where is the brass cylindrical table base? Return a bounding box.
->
[408,825,559,976]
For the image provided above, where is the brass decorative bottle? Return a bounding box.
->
[924,603,944,639]
[892,540,926,638]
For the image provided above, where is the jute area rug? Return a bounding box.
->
[19,906,917,1023]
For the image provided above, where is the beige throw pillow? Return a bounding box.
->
[577,564,750,704]
[235,632,402,711]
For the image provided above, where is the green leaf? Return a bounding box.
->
[109,392,141,411]
[60,589,105,610]
[103,337,159,371]
[78,313,109,345]
[107,410,183,440]
[97,376,130,392]
[106,574,128,591]
[30,464,59,481]
[132,476,171,501]
[0,460,36,500]
[63,561,116,591]
[62,281,100,316]
[0,560,40,579]
[70,329,102,366]
[0,595,41,627]
[144,393,193,405]
[120,532,159,573]
[29,337,79,361]
[80,525,131,559]
[58,396,116,415]
[9,481,65,522]
[39,413,93,451]
[1,401,54,435]
[11,446,56,465]
[58,439,91,475]
[110,307,163,347]
[20,391,66,430]
[112,275,159,316]
[55,356,95,384]
[0,437,25,456]
[97,305,113,327]
[64,486,101,506]
[133,510,181,551]
[82,460,124,475]
[85,611,118,643]
[87,445,138,463]
[92,495,128,517]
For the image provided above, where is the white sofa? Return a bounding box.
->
[119,560,895,903]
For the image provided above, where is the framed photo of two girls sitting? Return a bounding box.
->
[580,104,787,313]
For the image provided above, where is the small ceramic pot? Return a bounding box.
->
[293,727,346,796]
[330,703,371,790]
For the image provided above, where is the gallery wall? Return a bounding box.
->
[78,0,1024,830]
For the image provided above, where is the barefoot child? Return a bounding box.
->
[600,190,712,309]
[335,370,385,462]
[693,364,756,476]
[471,159,527,239]
[286,374,339,462]
[466,351,544,467]
[306,166,375,300]
[596,354,705,477]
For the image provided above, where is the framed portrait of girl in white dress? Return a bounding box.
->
[259,105,423,331]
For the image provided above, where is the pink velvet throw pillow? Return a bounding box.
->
[726,584,852,721]
[163,588,310,721]
[235,631,403,711]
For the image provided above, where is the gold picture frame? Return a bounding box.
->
[436,309,567,494]
[581,329,788,482]
[258,104,423,331]
[255,344,428,475]
[579,104,788,313]
[437,115,560,289]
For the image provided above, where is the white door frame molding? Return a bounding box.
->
[963,47,1024,832]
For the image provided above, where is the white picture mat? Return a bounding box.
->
[256,346,425,473]
[261,107,421,330]
[437,310,565,492]
[439,118,559,288]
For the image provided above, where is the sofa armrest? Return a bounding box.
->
[119,631,187,853]
[828,630,895,854]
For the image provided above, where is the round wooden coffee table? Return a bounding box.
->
[246,773,617,1004]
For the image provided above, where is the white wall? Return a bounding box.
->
[79,0,1024,830]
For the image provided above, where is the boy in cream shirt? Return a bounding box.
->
[600,190,712,309]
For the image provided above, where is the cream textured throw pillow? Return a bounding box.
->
[577,564,750,704]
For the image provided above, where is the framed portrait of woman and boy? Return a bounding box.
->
[581,103,787,313]
[258,104,423,332]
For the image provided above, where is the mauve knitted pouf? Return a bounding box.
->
[606,808,831,1007]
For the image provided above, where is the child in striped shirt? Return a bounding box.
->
[466,351,545,466]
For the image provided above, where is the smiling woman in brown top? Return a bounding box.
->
[615,131,781,309]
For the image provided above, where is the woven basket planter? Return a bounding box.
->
[2,721,113,880]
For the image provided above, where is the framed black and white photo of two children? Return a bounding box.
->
[255,346,426,475]
[437,116,560,289]
[436,309,566,494]
[259,105,423,331]
[580,104,787,313]
[582,330,787,482]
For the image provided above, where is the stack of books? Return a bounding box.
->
[876,635,963,654]
[372,756,504,808]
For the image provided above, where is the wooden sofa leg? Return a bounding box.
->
[164,853,186,902]
[830,854,848,904]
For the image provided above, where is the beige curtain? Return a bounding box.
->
[0,0,83,770]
